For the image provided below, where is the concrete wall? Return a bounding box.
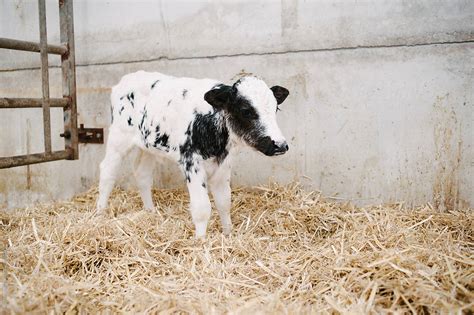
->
[1,0,473,209]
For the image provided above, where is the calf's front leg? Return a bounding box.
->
[184,164,212,238]
[209,163,232,236]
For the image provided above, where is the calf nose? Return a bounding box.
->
[272,140,289,155]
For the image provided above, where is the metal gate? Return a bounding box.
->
[0,0,80,169]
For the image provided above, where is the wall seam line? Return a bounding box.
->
[1,39,473,73]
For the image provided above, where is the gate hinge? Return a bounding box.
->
[78,124,104,144]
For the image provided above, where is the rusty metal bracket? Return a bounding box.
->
[75,124,104,144]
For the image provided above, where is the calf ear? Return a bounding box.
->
[270,86,290,105]
[204,84,236,110]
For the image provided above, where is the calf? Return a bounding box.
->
[97,71,290,238]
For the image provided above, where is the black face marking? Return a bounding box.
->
[225,95,278,155]
[151,80,160,89]
[182,89,188,98]
[226,96,260,135]
[235,99,259,120]
[127,117,133,126]
[205,83,274,155]
[167,100,172,106]
[201,182,206,188]
[119,106,125,115]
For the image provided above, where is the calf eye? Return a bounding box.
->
[241,109,253,119]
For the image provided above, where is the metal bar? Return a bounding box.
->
[0,151,70,169]
[0,38,67,55]
[38,0,52,153]
[60,0,78,160]
[0,98,69,108]
[0,0,80,169]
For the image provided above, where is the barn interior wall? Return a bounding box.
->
[0,0,472,209]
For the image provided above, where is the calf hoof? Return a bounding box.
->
[95,205,110,217]
[95,209,109,217]
[195,235,207,242]
[222,225,232,236]
[194,221,208,239]
[143,206,157,213]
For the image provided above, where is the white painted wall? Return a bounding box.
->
[0,0,473,209]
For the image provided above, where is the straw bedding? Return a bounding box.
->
[1,183,473,314]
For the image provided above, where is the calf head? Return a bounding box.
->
[204,76,290,156]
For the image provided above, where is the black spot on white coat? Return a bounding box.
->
[138,107,151,148]
[191,112,229,164]
[153,124,170,151]
[127,92,135,108]
[178,111,229,181]
[151,80,160,89]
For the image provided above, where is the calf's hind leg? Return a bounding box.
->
[96,128,133,212]
[133,150,156,211]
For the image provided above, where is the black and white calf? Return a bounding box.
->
[97,71,290,238]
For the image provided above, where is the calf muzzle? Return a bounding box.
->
[261,139,289,156]
[270,141,289,156]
